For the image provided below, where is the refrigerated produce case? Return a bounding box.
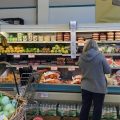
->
[0,23,120,105]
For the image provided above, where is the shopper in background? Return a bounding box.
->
[77,39,111,120]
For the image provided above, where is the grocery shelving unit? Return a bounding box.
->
[0,23,120,105]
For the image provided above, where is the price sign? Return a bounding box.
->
[51,66,58,70]
[28,54,35,58]
[68,66,75,71]
[70,21,77,59]
[14,54,20,58]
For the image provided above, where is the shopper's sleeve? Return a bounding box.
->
[102,55,111,74]
[77,57,82,71]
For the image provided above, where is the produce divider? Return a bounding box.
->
[1,84,120,94]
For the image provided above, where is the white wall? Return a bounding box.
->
[0,8,36,24]
[49,6,95,24]
[0,0,36,8]
[0,6,95,25]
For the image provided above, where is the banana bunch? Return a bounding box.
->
[1,39,8,47]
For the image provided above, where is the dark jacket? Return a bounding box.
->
[78,48,111,93]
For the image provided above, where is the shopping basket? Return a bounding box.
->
[0,91,27,120]
[0,61,27,120]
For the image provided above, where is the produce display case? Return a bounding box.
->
[0,23,120,106]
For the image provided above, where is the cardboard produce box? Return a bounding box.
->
[42,116,61,120]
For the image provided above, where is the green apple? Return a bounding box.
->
[51,50,54,53]
[52,47,56,50]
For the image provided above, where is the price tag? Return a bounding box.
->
[33,65,37,70]
[28,54,35,58]
[40,92,48,98]
[78,43,84,46]
[16,65,20,70]
[16,65,23,70]
[14,54,20,58]
[68,66,75,71]
[51,66,58,70]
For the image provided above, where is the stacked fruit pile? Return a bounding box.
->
[99,44,120,53]
[0,44,70,54]
[51,45,70,54]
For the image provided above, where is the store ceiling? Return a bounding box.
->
[0,0,95,8]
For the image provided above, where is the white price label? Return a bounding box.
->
[51,66,58,70]
[16,65,20,70]
[33,65,37,70]
[16,65,23,70]
[68,66,75,71]
[40,92,48,98]
[28,54,35,58]
[78,43,84,46]
[14,54,20,58]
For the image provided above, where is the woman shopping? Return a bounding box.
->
[78,39,111,120]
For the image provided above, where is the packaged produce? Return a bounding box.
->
[33,35,38,41]
[66,58,75,65]
[38,35,44,41]
[107,32,114,41]
[58,104,76,117]
[106,70,120,86]
[57,58,65,65]
[0,69,20,83]
[92,33,100,41]
[22,35,27,41]
[39,71,61,84]
[27,33,33,41]
[76,105,81,116]
[17,33,23,41]
[56,33,63,41]
[39,103,57,116]
[64,32,70,41]
[44,34,50,41]
[100,33,107,41]
[102,106,117,120]
[50,34,56,41]
[115,31,120,40]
